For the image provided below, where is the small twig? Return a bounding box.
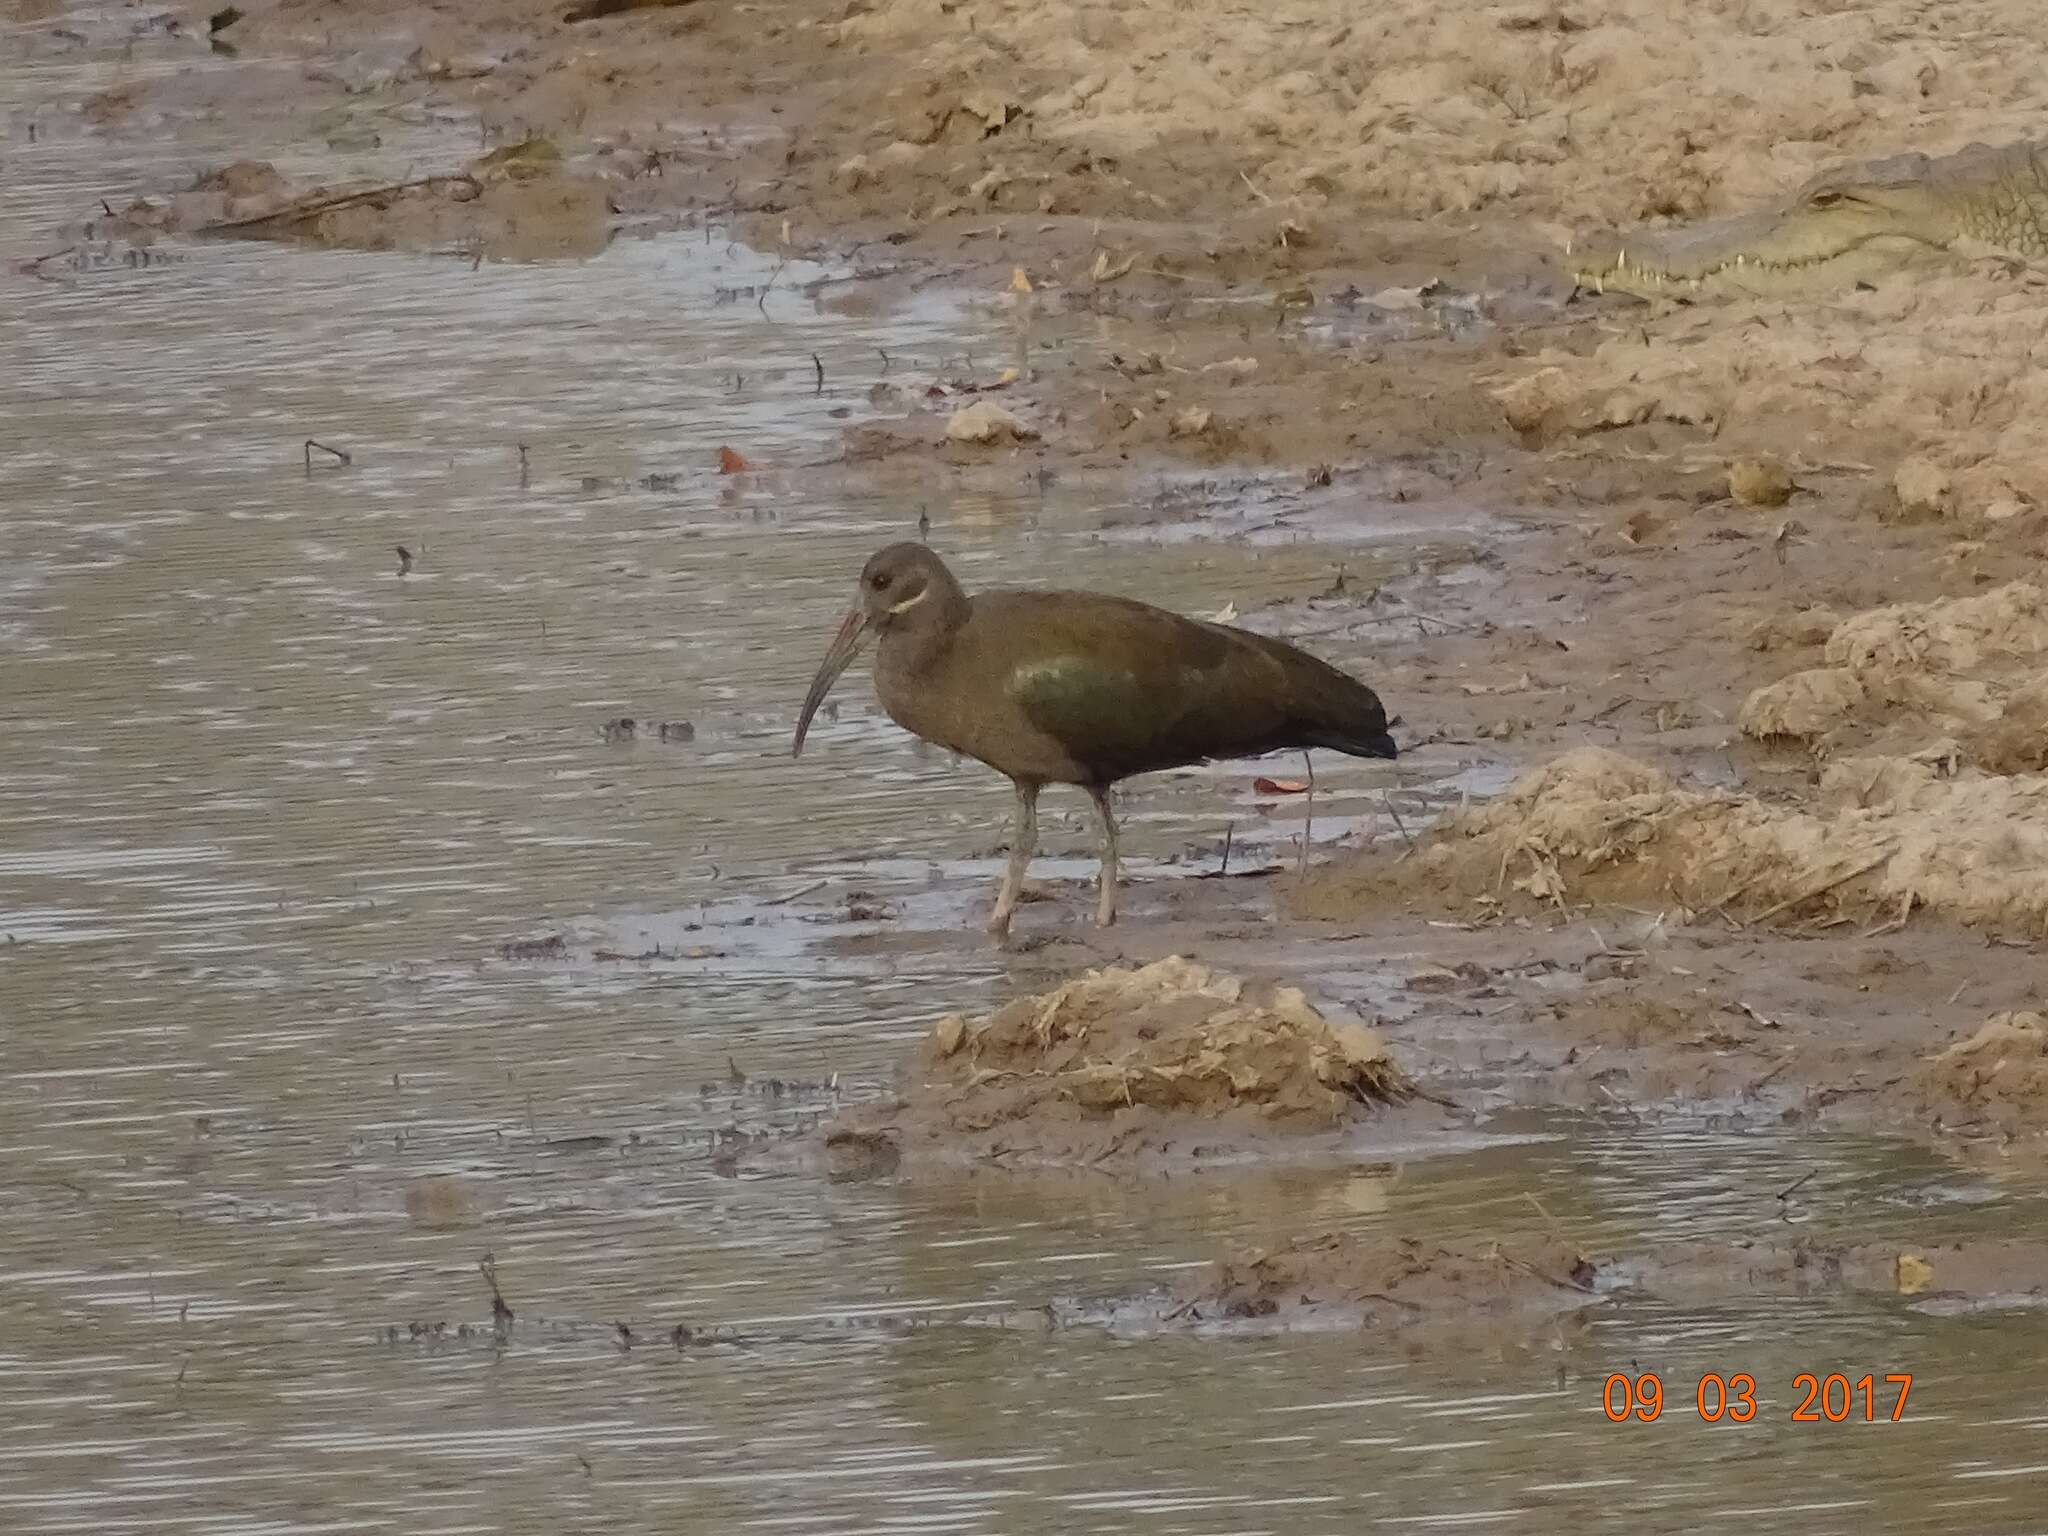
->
[516,442,530,487]
[756,257,787,314]
[1861,887,1916,939]
[1746,846,1895,926]
[1381,791,1416,851]
[1499,1251,1596,1295]
[303,439,351,475]
[762,877,827,907]
[1524,1192,1571,1246]
[207,176,478,235]
[1746,1058,1794,1095]
[19,245,80,279]
[1220,822,1233,877]
[1776,1168,1816,1203]
[1238,168,1273,206]
[1348,608,1483,634]
[1299,752,1315,874]
[479,1253,515,1338]
[812,352,825,394]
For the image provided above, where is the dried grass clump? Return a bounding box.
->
[919,956,1413,1130]
[1402,746,2048,933]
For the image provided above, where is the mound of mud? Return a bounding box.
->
[1908,1012,2048,1136]
[1296,746,2048,935]
[1170,1230,2048,1332]
[926,957,1412,1123]
[76,145,611,263]
[1741,583,2048,763]
[822,958,1422,1169]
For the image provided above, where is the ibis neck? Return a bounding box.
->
[876,570,971,671]
[880,589,970,673]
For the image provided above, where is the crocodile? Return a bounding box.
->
[1566,139,2048,300]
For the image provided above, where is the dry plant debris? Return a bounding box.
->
[920,956,1413,1130]
[1395,746,2048,935]
[1741,581,2048,760]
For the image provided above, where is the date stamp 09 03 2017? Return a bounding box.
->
[1603,1372,1914,1424]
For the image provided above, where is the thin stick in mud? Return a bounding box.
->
[479,1253,515,1338]
[303,439,351,475]
[1745,844,1896,927]
[1299,751,1315,874]
[757,257,786,314]
[208,176,479,238]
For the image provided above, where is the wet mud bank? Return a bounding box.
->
[1154,1231,2048,1335]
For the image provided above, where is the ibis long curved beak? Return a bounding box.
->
[792,605,869,758]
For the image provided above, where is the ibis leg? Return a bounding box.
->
[987,779,1041,936]
[1088,786,1120,928]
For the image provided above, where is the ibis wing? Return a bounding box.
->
[1001,603,1297,777]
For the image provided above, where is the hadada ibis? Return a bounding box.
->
[792,543,1397,936]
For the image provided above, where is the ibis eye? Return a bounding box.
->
[868,573,888,591]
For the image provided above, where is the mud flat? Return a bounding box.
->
[378,1231,2048,1353]
[29,0,2048,1146]
[1153,1230,2048,1334]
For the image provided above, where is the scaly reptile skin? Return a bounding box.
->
[1566,140,2048,299]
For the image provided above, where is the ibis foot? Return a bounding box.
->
[986,779,1041,938]
[1089,785,1120,928]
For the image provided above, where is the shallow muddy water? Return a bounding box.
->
[7,16,2048,1536]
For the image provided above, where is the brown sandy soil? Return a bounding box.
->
[35,0,2048,1148]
